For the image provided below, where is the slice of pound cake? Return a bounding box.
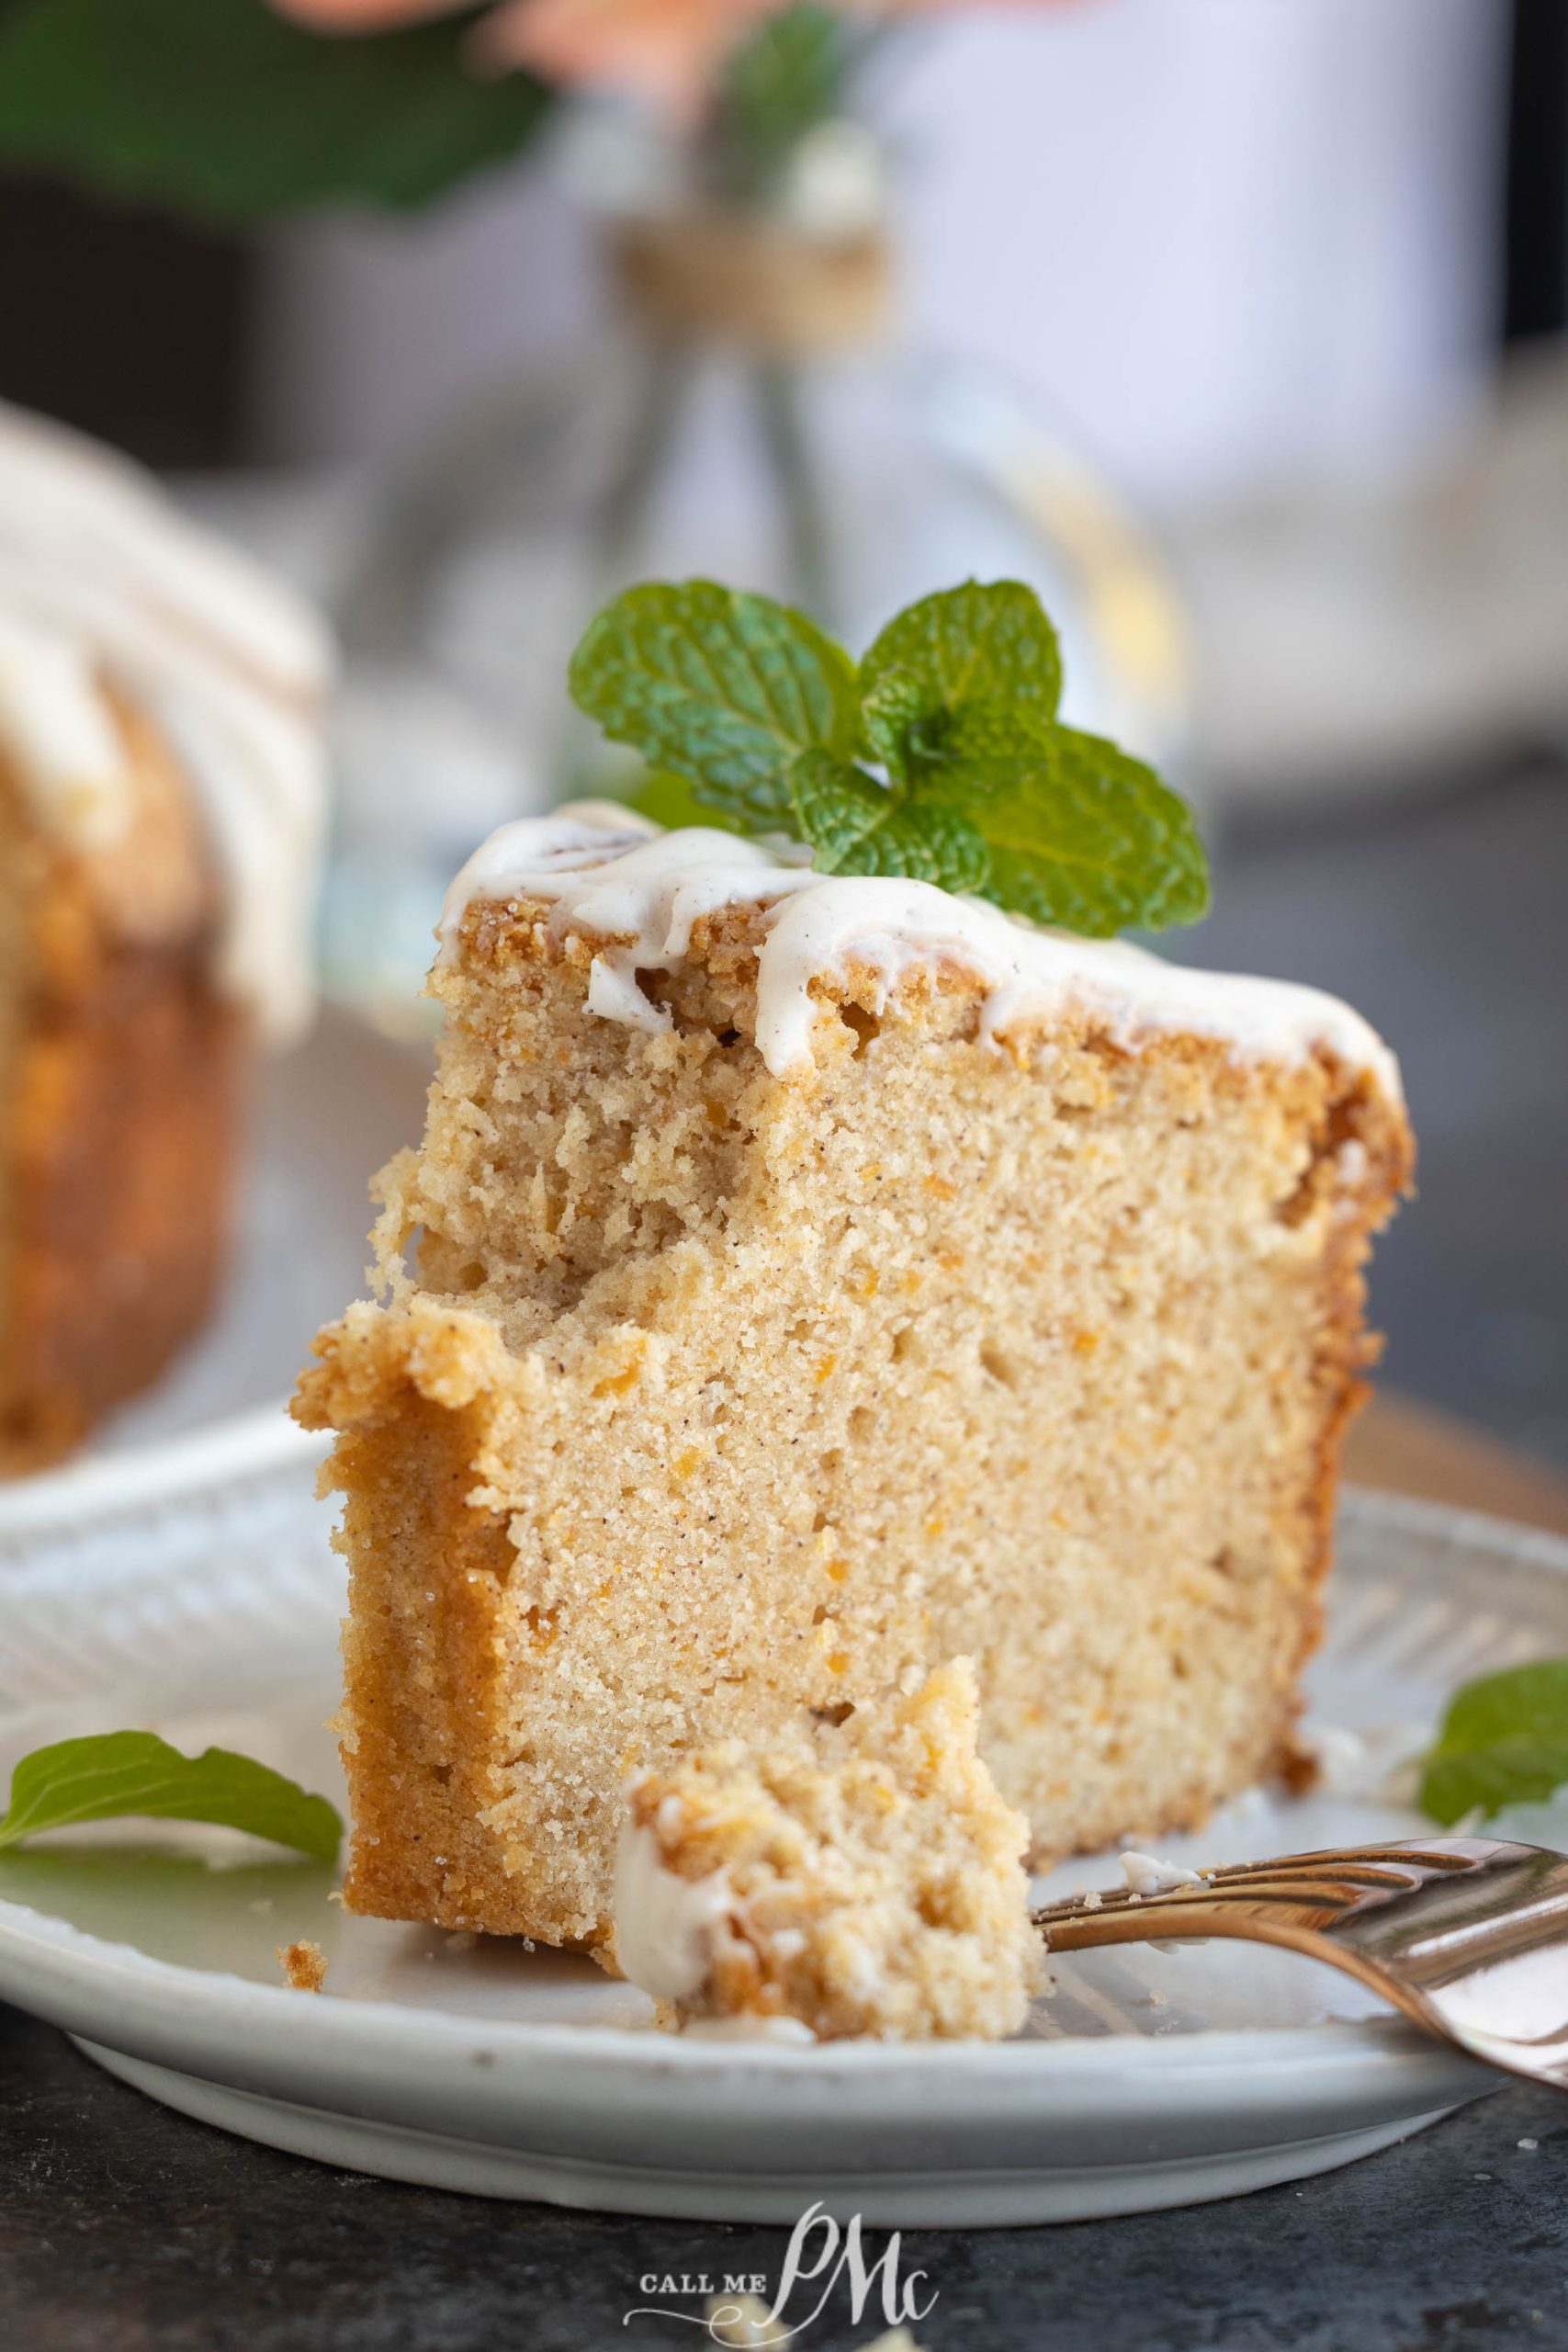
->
[296,807,1410,1961]
[615,1659,1040,2041]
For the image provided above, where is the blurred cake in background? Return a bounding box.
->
[0,400,330,1473]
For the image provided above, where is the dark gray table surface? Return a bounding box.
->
[4,2001,1566,2352]
[5,758,1567,2349]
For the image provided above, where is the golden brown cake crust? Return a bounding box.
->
[298,893,1413,1951]
[327,1386,520,1932]
[0,695,244,1473]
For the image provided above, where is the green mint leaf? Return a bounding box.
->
[0,1732,342,1861]
[1419,1660,1568,1825]
[936,698,1057,775]
[627,771,749,837]
[858,669,931,781]
[859,581,1063,775]
[859,668,1022,782]
[570,582,858,825]
[790,751,989,890]
[972,729,1210,935]
[788,750,888,868]
[0,0,552,223]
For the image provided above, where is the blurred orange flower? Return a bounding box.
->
[273,0,467,21]
[272,0,1089,114]
[274,0,778,106]
[487,0,780,115]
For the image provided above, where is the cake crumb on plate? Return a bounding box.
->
[276,1939,326,1994]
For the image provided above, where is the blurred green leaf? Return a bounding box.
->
[0,0,554,222]
[1421,1659,1568,1824]
[716,4,850,195]
[0,1731,342,1861]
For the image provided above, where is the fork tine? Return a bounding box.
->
[1029,1868,1357,1928]
[1028,1836,1568,2095]
[1030,1842,1488,1933]
[1032,1845,1475,1917]
[1201,1860,1424,1893]
[1030,1877,1367,1931]
[1202,1846,1472,1883]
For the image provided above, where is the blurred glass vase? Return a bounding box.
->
[330,45,1189,1014]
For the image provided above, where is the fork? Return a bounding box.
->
[1032,1838,1568,2088]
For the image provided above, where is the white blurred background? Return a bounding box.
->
[254,0,1506,505]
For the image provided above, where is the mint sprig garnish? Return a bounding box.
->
[570,580,859,826]
[859,578,1064,763]
[570,577,1208,936]
[1420,1661,1568,1826]
[0,1732,342,1862]
[976,729,1210,935]
[791,750,991,890]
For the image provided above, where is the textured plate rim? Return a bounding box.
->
[0,1892,1493,2123]
[1337,1481,1568,1579]
[0,1403,324,1539]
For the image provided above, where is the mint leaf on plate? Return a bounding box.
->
[1420,1660,1568,1825]
[570,581,858,825]
[0,1732,342,1862]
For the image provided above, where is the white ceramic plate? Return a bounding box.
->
[4,1484,1566,2226]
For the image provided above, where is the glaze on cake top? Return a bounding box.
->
[440,803,1402,1099]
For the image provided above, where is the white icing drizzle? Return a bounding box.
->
[439,804,1403,1098]
[0,607,126,847]
[680,2015,817,2044]
[613,1817,734,2002]
[1119,1851,1207,1894]
[0,399,331,1043]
